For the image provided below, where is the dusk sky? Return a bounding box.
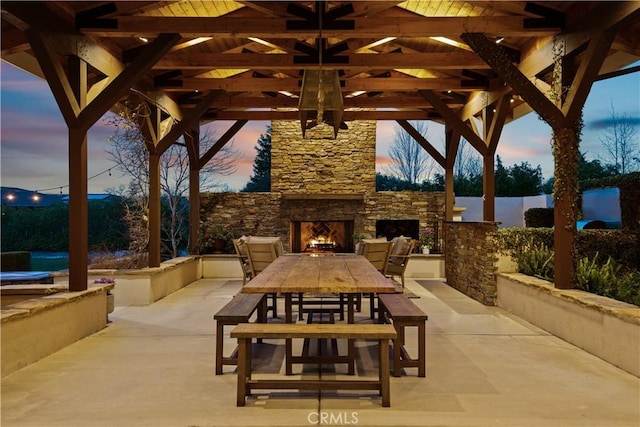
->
[1,60,638,194]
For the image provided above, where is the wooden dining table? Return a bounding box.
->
[241,254,396,374]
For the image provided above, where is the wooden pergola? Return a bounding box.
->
[2,1,639,292]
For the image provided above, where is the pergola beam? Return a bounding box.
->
[198,120,248,169]
[396,120,446,168]
[79,16,561,38]
[156,52,490,70]
[166,77,486,92]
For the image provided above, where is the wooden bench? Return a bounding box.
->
[230,323,397,407]
[213,293,267,375]
[377,293,428,377]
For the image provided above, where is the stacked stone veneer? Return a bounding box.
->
[200,120,444,252]
[444,221,499,305]
[271,120,376,194]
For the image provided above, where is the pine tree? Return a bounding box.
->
[242,126,272,192]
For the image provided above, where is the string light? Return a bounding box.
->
[32,166,118,193]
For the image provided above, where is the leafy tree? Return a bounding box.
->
[1,199,128,252]
[494,155,511,196]
[598,103,639,174]
[508,162,543,196]
[578,152,618,181]
[387,121,435,184]
[454,174,483,196]
[243,126,272,192]
[375,173,419,191]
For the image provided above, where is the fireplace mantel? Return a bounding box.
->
[280,193,365,201]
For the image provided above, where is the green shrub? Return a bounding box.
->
[495,228,639,271]
[576,253,621,295]
[511,238,554,281]
[494,228,639,306]
[616,272,640,306]
[576,230,639,271]
[493,227,554,255]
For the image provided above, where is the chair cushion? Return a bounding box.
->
[389,236,411,265]
[357,238,388,255]
[245,236,284,257]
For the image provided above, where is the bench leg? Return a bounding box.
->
[237,338,249,406]
[379,338,391,407]
[215,321,225,375]
[418,321,426,377]
[392,323,403,377]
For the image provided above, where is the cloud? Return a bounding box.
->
[587,116,640,130]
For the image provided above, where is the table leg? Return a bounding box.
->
[347,294,355,375]
[347,294,355,324]
[285,293,293,375]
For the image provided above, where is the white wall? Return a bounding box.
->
[582,187,621,221]
[456,195,553,227]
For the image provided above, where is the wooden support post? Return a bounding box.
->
[186,127,201,255]
[68,129,89,291]
[444,124,460,222]
[149,153,162,267]
[67,57,89,292]
[482,154,495,221]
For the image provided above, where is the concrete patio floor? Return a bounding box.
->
[2,277,638,427]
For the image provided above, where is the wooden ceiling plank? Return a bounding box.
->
[419,89,487,155]
[78,33,181,128]
[396,119,446,167]
[1,27,30,55]
[79,15,561,38]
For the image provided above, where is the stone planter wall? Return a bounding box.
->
[444,221,499,305]
[497,272,640,377]
[1,284,113,378]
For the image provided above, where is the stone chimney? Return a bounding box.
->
[270,120,377,195]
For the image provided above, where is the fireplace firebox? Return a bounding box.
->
[290,221,354,253]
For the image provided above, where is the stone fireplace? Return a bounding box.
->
[291,220,354,253]
[200,120,445,253]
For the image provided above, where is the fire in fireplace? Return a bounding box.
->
[290,221,354,253]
